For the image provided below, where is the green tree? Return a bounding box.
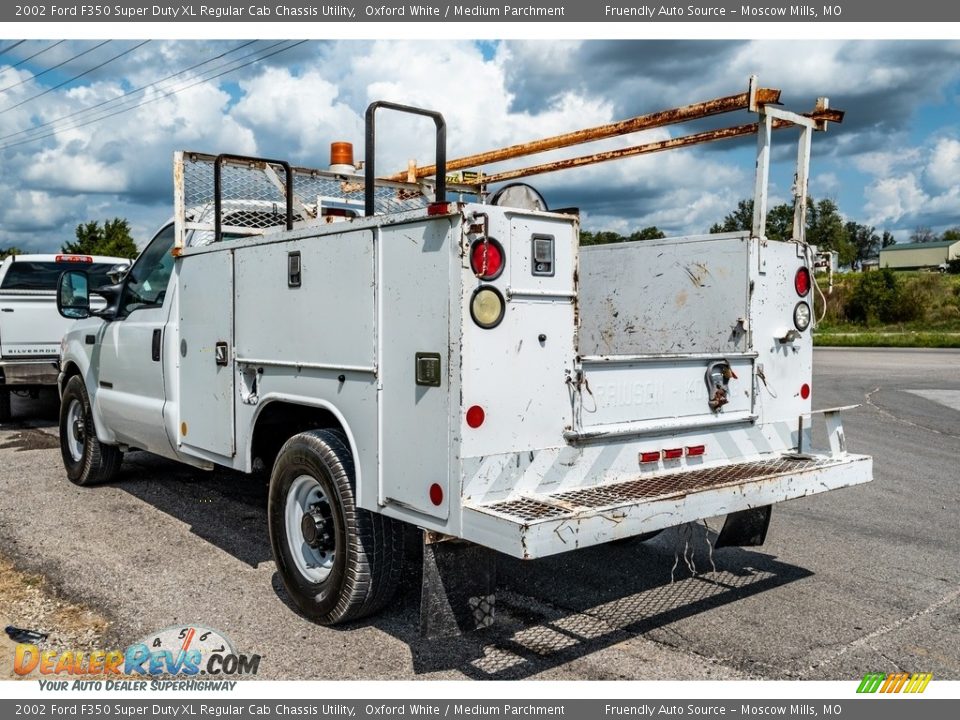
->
[881,231,896,248]
[627,226,666,241]
[941,227,960,243]
[62,218,139,259]
[909,226,938,244]
[845,221,881,266]
[581,226,666,246]
[764,202,796,241]
[579,230,625,246]
[710,198,756,234]
[806,198,855,266]
[0,246,24,260]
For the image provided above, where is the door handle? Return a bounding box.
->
[152,329,162,362]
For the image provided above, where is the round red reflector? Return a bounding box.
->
[800,383,811,400]
[466,405,485,428]
[470,238,504,280]
[429,483,444,506]
[795,267,811,296]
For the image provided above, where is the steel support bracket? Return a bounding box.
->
[715,505,772,548]
[420,538,497,639]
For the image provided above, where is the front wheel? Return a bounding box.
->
[268,429,405,625]
[59,376,122,486]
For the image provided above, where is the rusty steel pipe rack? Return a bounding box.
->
[477,110,842,186]
[387,79,783,182]
[382,76,843,249]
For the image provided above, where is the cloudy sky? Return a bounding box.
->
[0,39,958,252]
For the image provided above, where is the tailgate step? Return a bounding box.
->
[483,456,832,522]
[460,453,872,559]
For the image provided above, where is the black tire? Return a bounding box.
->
[268,429,406,625]
[59,375,123,486]
[0,389,10,423]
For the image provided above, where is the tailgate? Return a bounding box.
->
[576,233,753,434]
[0,292,68,358]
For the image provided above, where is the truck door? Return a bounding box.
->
[176,249,234,459]
[96,224,176,453]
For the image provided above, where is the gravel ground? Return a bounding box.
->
[0,556,111,680]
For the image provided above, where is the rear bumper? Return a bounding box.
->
[462,452,872,559]
[0,358,60,387]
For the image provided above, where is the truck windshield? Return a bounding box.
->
[0,262,121,291]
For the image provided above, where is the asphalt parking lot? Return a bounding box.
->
[1,347,958,681]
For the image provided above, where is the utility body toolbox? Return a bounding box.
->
[57,79,870,632]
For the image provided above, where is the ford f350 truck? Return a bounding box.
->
[0,253,128,422]
[55,79,871,634]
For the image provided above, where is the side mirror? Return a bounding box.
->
[57,271,91,319]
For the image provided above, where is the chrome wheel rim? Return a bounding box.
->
[66,399,85,462]
[285,474,336,583]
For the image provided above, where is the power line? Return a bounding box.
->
[7,40,66,69]
[0,40,288,144]
[0,40,110,92]
[0,41,27,55]
[0,41,150,115]
[0,40,259,143]
[0,41,310,151]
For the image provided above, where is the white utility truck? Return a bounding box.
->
[0,253,128,422]
[56,80,871,633]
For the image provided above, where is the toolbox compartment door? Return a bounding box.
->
[178,250,235,457]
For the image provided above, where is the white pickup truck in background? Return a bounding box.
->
[0,253,129,422]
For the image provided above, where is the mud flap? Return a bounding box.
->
[420,539,497,639]
[715,505,772,548]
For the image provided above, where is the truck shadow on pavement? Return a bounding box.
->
[392,529,812,679]
[75,440,811,681]
[115,453,272,569]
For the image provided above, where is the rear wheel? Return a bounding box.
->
[59,376,122,486]
[268,429,405,625]
[0,389,10,423]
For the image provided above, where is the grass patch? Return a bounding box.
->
[813,331,960,348]
[814,270,960,347]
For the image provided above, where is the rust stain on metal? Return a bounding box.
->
[419,105,842,186]
[480,123,759,184]
[386,87,782,181]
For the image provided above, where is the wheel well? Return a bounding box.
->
[251,401,345,474]
[59,361,82,394]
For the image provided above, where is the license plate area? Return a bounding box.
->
[579,355,754,430]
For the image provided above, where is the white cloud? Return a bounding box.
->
[863,137,960,229]
[924,137,960,191]
[2,39,960,251]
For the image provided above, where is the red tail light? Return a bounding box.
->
[663,448,683,460]
[470,238,504,280]
[427,202,451,216]
[795,267,811,296]
[686,445,706,457]
[429,483,444,506]
[466,405,485,428]
[640,451,660,464]
[800,383,811,400]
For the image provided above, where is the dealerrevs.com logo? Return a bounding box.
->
[13,625,260,690]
